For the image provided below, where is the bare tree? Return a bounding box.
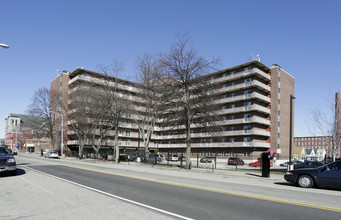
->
[309,95,341,161]
[98,60,132,162]
[135,54,172,159]
[159,33,220,169]
[68,85,98,159]
[27,87,59,150]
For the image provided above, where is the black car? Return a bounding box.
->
[0,146,17,176]
[284,160,341,188]
[146,154,163,163]
[227,157,244,165]
[294,161,324,169]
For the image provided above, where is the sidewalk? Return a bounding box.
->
[22,152,285,185]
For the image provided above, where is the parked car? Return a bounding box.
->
[227,157,244,166]
[147,154,163,163]
[293,161,324,169]
[284,160,341,188]
[170,155,178,161]
[0,146,17,176]
[127,153,138,161]
[200,156,215,163]
[45,151,59,159]
[249,160,273,167]
[280,160,302,167]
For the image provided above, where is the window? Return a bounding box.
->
[222,152,226,157]
[222,95,227,99]
[230,104,235,109]
[222,105,227,110]
[244,67,252,73]
[229,152,235,157]
[221,138,226,143]
[244,114,252,121]
[126,131,130,137]
[223,116,227,121]
[210,97,214,102]
[83,73,90,80]
[230,127,235,131]
[243,125,251,130]
[230,93,235,98]
[230,138,235,143]
[230,116,235,120]
[244,101,252,106]
[243,137,251,142]
[244,78,252,86]
[223,73,227,78]
[243,152,250,157]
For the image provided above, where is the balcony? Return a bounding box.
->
[153,127,270,140]
[213,93,270,105]
[214,80,270,95]
[212,68,270,85]
[216,103,270,115]
[156,141,270,149]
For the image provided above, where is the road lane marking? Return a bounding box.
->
[22,165,194,220]
[19,156,341,213]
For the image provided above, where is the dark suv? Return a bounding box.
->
[0,146,17,176]
[227,157,244,165]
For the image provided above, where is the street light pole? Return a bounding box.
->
[0,43,9,49]
[288,95,296,171]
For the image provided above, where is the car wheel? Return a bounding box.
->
[297,175,314,188]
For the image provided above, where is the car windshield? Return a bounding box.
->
[0,147,10,155]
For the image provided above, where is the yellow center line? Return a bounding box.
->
[20,156,341,213]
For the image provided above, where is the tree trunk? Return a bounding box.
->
[79,139,84,159]
[115,124,119,162]
[185,108,191,169]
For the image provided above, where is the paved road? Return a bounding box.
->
[2,154,341,220]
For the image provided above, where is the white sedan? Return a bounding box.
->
[46,152,59,159]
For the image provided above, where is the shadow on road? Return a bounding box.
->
[0,168,26,178]
[245,173,262,178]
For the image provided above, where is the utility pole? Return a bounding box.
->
[288,95,296,171]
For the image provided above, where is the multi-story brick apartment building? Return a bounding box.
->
[50,71,69,155]
[63,61,294,160]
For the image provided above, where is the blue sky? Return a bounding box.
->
[1,0,340,139]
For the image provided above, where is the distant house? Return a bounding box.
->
[304,148,316,161]
[293,147,305,161]
[316,148,326,161]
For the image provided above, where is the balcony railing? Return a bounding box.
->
[212,68,270,85]
[156,141,270,149]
